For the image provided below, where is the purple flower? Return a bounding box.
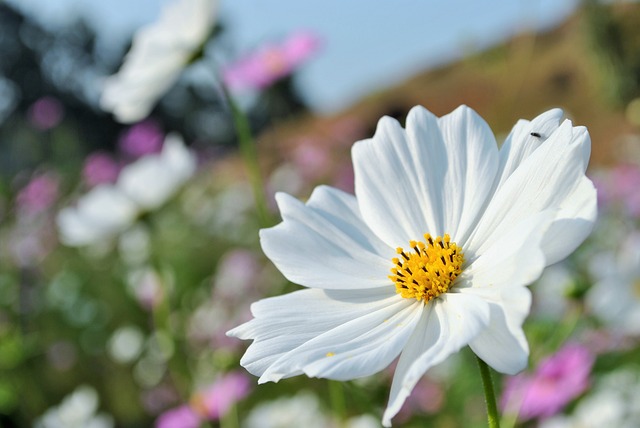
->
[16,173,59,214]
[156,372,251,427]
[501,343,595,421]
[291,139,331,183]
[155,405,200,428]
[118,119,164,158]
[27,96,64,130]
[191,371,251,419]
[223,31,321,91]
[593,163,640,218]
[82,152,120,187]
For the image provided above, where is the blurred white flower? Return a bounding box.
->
[229,106,596,426]
[100,0,218,123]
[586,232,640,335]
[118,134,197,210]
[345,415,383,428]
[57,134,196,246]
[35,385,114,428]
[531,263,575,319]
[244,392,330,428]
[108,325,145,364]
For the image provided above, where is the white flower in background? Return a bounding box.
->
[586,232,640,335]
[100,0,218,123]
[228,105,596,426]
[35,385,114,428]
[57,134,196,246]
[531,263,575,319]
[244,392,331,428]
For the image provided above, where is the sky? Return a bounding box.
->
[8,0,580,113]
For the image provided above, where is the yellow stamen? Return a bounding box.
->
[389,233,464,303]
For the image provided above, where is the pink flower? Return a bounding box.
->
[119,119,164,158]
[191,371,251,419]
[155,405,200,428]
[593,163,640,218]
[27,96,64,130]
[16,173,59,214]
[501,344,595,421]
[82,152,120,187]
[155,372,251,427]
[223,31,321,91]
[291,139,331,183]
[395,378,444,423]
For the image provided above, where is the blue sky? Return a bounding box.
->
[9,0,580,113]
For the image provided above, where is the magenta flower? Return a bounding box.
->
[292,139,332,183]
[27,96,64,130]
[223,31,321,91]
[156,371,251,427]
[82,152,120,187]
[191,371,251,419]
[501,343,595,421]
[155,405,200,428]
[16,173,60,214]
[593,163,640,218]
[118,119,164,158]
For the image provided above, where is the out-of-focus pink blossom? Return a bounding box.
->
[16,173,59,214]
[291,139,331,183]
[332,163,355,194]
[223,31,321,91]
[155,405,200,428]
[82,152,120,187]
[191,371,251,419]
[156,372,251,428]
[593,163,640,218]
[214,249,261,299]
[119,119,164,158]
[501,343,595,421]
[27,96,64,130]
[396,378,444,422]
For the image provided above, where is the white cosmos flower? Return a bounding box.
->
[586,232,640,335]
[100,0,218,123]
[227,105,597,426]
[57,134,196,246]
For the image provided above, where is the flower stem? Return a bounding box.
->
[476,355,500,428]
[223,88,271,228]
[328,380,346,420]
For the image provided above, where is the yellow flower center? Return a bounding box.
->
[389,233,464,303]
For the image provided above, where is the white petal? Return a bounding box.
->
[494,108,564,188]
[468,286,531,374]
[261,296,423,382]
[261,186,393,289]
[352,114,432,247]
[435,105,500,243]
[464,120,591,257]
[457,211,553,373]
[352,105,499,248]
[382,293,490,426]
[542,177,597,265]
[227,287,407,379]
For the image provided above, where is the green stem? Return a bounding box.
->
[328,380,346,421]
[223,88,271,228]
[476,355,500,428]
